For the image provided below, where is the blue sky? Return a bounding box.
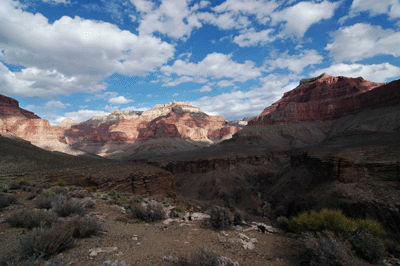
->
[1,0,400,124]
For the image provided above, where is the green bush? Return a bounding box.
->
[18,179,31,186]
[56,180,66,187]
[85,186,97,193]
[175,206,185,213]
[41,189,56,198]
[109,189,117,197]
[289,208,386,238]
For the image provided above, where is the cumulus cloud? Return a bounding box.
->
[271,1,340,38]
[233,28,275,47]
[64,110,110,122]
[265,50,323,74]
[196,85,212,92]
[108,96,134,104]
[312,63,400,82]
[326,23,400,62]
[44,100,66,109]
[132,0,203,38]
[0,63,107,98]
[192,74,298,120]
[0,0,174,97]
[161,52,262,83]
[42,0,71,4]
[217,80,235,87]
[349,0,400,19]
[162,76,193,87]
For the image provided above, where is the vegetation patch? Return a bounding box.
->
[164,248,239,266]
[0,193,17,211]
[65,216,104,238]
[207,206,234,229]
[19,224,75,260]
[5,209,57,229]
[129,202,165,222]
[52,196,85,217]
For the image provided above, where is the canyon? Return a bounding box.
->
[1,73,400,236]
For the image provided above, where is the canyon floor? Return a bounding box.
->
[0,183,298,266]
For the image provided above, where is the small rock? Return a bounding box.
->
[89,247,118,257]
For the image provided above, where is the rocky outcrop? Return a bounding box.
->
[250,73,386,125]
[62,101,239,157]
[0,94,40,120]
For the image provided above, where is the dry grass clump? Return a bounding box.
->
[297,231,355,266]
[129,202,165,222]
[64,216,103,238]
[5,209,57,229]
[164,248,239,266]
[349,229,385,264]
[34,195,55,210]
[19,224,75,259]
[207,206,234,229]
[0,183,10,193]
[52,196,85,217]
[0,193,17,211]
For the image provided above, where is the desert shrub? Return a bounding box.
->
[232,210,243,226]
[115,196,126,206]
[52,196,85,217]
[41,189,56,198]
[276,216,290,231]
[0,257,39,266]
[164,248,239,266]
[5,209,57,229]
[355,218,386,237]
[8,183,21,190]
[297,231,355,266]
[85,186,97,193]
[289,208,386,239]
[81,198,95,209]
[175,206,185,213]
[349,229,385,264]
[56,180,66,187]
[289,209,356,237]
[65,216,103,238]
[34,195,54,210]
[18,224,75,259]
[25,193,37,200]
[129,203,165,222]
[207,206,234,229]
[102,261,130,266]
[0,193,17,211]
[49,186,68,195]
[0,183,10,193]
[18,179,30,186]
[109,189,117,197]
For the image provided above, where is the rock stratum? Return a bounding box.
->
[0,98,239,158]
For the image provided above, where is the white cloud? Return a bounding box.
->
[212,0,278,25]
[233,28,275,47]
[217,80,235,87]
[44,100,66,109]
[172,93,179,97]
[42,0,71,4]
[265,50,323,74]
[271,1,340,38]
[312,63,400,82]
[0,0,174,97]
[133,0,203,39]
[64,110,110,122]
[192,74,298,120]
[196,85,212,92]
[108,96,134,104]
[349,0,400,19]
[0,63,107,98]
[162,76,193,87]
[196,11,251,30]
[326,23,400,62]
[161,52,262,82]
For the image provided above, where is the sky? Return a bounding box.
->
[1,0,400,125]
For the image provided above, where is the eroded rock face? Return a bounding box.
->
[0,94,40,120]
[250,73,385,125]
[63,101,239,157]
